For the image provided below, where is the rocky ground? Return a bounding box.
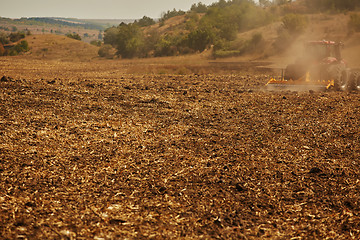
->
[0,57,359,239]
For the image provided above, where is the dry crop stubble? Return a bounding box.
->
[0,57,360,239]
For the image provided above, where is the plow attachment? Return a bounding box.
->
[266,72,334,91]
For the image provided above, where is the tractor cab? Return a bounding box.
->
[302,40,343,64]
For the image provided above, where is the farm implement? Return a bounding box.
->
[266,40,360,91]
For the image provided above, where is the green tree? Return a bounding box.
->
[155,34,179,56]
[160,9,186,22]
[190,2,208,13]
[187,26,215,52]
[143,29,160,56]
[135,16,156,27]
[104,23,144,58]
[103,27,118,46]
[200,1,272,40]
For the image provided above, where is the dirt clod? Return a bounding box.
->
[309,167,322,174]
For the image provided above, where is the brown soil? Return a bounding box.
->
[0,54,359,239]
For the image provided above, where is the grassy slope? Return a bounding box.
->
[23,34,99,61]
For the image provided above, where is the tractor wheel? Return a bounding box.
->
[328,64,349,91]
[355,72,360,90]
[347,72,358,91]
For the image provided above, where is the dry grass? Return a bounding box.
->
[23,34,99,61]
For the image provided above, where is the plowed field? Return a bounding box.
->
[1,57,359,239]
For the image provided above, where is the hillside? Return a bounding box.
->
[22,34,99,61]
[140,11,360,69]
[145,14,203,35]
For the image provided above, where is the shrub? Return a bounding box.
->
[98,44,115,58]
[90,40,102,47]
[349,13,360,32]
[155,35,177,56]
[282,14,308,34]
[9,49,18,56]
[212,33,264,58]
[242,32,264,53]
[213,49,241,58]
[18,40,29,51]
[66,33,81,41]
[6,40,29,56]
[0,32,9,45]
[9,32,25,42]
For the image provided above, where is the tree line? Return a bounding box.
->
[100,0,274,59]
[85,0,360,59]
[304,0,360,11]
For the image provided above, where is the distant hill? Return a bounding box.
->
[0,17,136,30]
[0,17,135,43]
[83,19,136,28]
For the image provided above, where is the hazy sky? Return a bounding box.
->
[1,0,219,19]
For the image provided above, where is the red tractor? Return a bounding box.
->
[267,40,360,91]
